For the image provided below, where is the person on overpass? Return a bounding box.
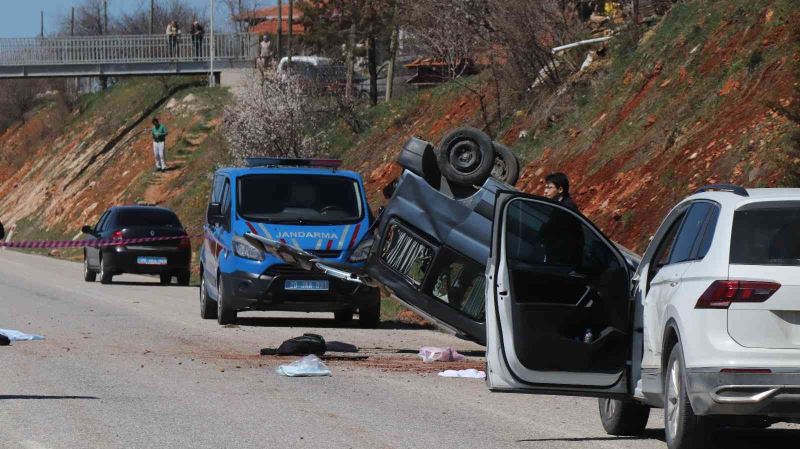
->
[151,118,168,172]
[166,21,180,57]
[190,20,205,58]
[543,172,579,212]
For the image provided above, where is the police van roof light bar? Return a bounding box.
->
[245,157,342,169]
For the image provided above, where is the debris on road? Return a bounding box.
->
[261,333,327,356]
[326,341,358,353]
[277,355,332,377]
[0,328,45,342]
[418,347,465,363]
[0,334,9,346]
[438,369,486,379]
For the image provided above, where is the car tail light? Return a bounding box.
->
[695,280,781,309]
[112,230,124,241]
[178,236,191,249]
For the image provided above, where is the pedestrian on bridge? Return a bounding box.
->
[191,20,205,58]
[151,118,168,172]
[167,21,181,57]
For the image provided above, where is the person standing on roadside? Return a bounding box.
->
[190,20,204,58]
[151,118,168,172]
[543,172,579,212]
[166,21,180,57]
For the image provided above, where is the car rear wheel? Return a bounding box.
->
[358,288,381,329]
[83,256,96,282]
[99,256,113,284]
[199,272,217,319]
[334,309,353,323]
[177,271,191,286]
[491,142,521,186]
[216,275,237,325]
[160,274,172,285]
[436,127,495,186]
[664,343,713,449]
[598,398,650,436]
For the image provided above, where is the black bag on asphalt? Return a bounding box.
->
[275,333,327,356]
[0,333,10,346]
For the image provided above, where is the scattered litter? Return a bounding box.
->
[438,369,486,379]
[0,329,45,342]
[0,334,9,346]
[277,355,332,377]
[419,346,465,363]
[261,333,327,356]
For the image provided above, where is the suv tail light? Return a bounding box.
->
[112,230,124,241]
[695,280,781,309]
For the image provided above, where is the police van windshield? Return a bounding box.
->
[237,175,363,224]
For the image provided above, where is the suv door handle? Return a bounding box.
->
[669,281,678,287]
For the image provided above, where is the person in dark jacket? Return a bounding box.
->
[543,172,579,212]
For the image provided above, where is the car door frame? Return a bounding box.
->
[87,209,112,269]
[202,174,228,297]
[485,191,636,398]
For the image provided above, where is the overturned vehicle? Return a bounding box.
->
[246,127,640,348]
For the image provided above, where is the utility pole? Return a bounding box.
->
[345,21,356,100]
[210,0,215,86]
[385,2,400,102]
[103,0,108,35]
[277,0,283,59]
[40,10,44,38]
[149,0,154,34]
[71,7,75,36]
[287,0,293,64]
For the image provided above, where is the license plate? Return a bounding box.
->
[137,256,168,266]
[285,279,329,291]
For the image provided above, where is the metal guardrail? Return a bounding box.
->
[0,33,258,66]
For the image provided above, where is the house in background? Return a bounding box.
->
[233,4,306,56]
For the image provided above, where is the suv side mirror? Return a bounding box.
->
[81,225,94,235]
[206,202,223,225]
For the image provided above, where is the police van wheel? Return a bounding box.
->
[358,289,381,329]
[99,256,113,285]
[217,275,237,325]
[334,309,354,323]
[199,272,217,320]
[159,274,172,285]
[83,256,97,282]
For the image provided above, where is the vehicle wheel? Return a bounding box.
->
[598,398,650,436]
[160,274,172,286]
[358,288,381,329]
[491,142,521,186]
[334,309,354,323]
[199,271,217,320]
[664,343,714,449]
[99,256,113,285]
[216,275,237,325]
[436,127,495,186]
[177,271,191,286]
[83,256,96,282]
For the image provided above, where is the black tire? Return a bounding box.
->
[177,271,191,286]
[436,127,495,186]
[216,275,237,325]
[334,309,354,323]
[199,271,217,319]
[83,255,96,282]
[358,288,381,329]
[160,274,172,286]
[491,142,521,186]
[99,256,113,285]
[598,398,650,436]
[664,343,714,449]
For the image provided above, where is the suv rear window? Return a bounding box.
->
[116,209,182,228]
[730,202,800,266]
[237,175,363,224]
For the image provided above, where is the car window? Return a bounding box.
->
[95,210,111,232]
[211,175,226,203]
[379,222,433,287]
[731,201,800,266]
[116,209,182,228]
[653,213,685,268]
[220,180,231,216]
[430,253,485,321]
[669,202,713,264]
[504,199,621,275]
[693,204,720,260]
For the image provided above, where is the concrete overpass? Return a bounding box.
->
[0,33,258,79]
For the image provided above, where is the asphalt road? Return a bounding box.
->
[1,250,798,449]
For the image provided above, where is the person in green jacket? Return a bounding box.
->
[151,118,168,172]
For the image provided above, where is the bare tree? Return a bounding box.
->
[0,79,43,125]
[223,71,325,162]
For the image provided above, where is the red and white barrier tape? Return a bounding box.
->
[0,235,197,250]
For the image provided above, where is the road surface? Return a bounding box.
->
[1,250,798,449]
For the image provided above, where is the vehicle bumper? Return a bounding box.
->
[219,270,371,312]
[103,247,191,274]
[687,369,800,417]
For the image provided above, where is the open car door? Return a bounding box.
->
[486,192,634,398]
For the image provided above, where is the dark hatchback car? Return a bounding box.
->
[82,206,192,285]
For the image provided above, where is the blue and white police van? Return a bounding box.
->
[199,158,380,327]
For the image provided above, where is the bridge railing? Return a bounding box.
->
[0,33,259,66]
